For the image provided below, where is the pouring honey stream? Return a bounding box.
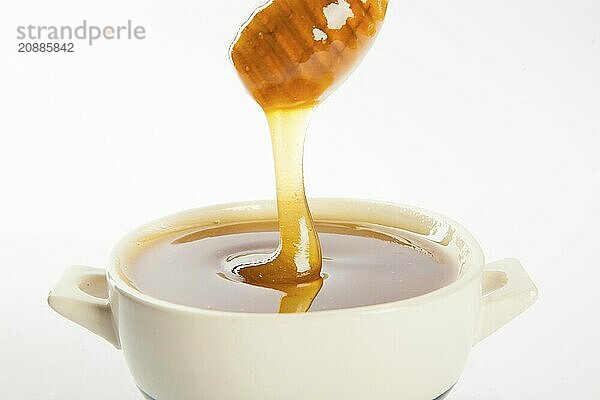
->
[229,0,388,312]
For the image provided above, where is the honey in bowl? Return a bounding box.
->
[123,220,458,313]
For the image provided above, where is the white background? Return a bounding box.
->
[1,0,599,398]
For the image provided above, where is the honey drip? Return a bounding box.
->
[230,0,388,312]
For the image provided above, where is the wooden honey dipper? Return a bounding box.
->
[231,0,389,111]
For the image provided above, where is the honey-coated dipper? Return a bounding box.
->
[231,0,389,111]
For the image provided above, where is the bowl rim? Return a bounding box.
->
[107,198,485,318]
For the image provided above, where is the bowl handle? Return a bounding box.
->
[476,258,538,343]
[48,265,121,349]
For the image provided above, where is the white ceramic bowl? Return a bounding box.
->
[48,199,537,400]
